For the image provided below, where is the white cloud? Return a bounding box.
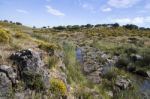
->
[16,9,28,14]
[82,3,94,10]
[108,0,141,8]
[45,5,65,16]
[112,16,150,25]
[101,7,112,12]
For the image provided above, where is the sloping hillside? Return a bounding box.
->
[0,21,150,99]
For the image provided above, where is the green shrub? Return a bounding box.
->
[138,50,150,67]
[0,29,12,43]
[125,47,137,55]
[49,78,67,96]
[37,40,58,52]
[22,70,45,91]
[116,57,129,68]
[102,68,118,80]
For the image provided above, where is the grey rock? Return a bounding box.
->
[106,91,113,97]
[130,54,143,62]
[115,77,131,90]
[87,71,101,84]
[0,65,17,84]
[0,72,13,98]
[83,63,99,73]
[10,49,44,73]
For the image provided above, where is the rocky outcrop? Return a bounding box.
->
[0,49,71,98]
[10,49,50,90]
[79,46,118,84]
[10,49,44,74]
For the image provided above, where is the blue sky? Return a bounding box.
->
[0,0,150,27]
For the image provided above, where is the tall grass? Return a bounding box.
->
[62,42,86,84]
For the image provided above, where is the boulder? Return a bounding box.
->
[136,70,150,77]
[130,54,143,62]
[115,77,131,90]
[10,49,44,73]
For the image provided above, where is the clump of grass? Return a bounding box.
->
[14,32,30,39]
[57,33,69,37]
[63,42,86,84]
[47,55,59,69]
[0,29,12,43]
[74,86,96,99]
[49,78,67,96]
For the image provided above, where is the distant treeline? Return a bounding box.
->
[0,20,22,25]
[42,23,150,31]
[1,20,150,30]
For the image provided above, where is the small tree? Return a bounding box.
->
[123,24,138,30]
[16,22,22,25]
[112,23,120,28]
[85,24,93,28]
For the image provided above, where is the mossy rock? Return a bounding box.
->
[22,70,45,91]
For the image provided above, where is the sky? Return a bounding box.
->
[0,0,150,27]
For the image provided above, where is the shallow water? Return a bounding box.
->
[76,48,150,98]
[76,48,83,63]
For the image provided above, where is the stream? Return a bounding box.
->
[76,48,150,98]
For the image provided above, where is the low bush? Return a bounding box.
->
[116,56,129,68]
[74,86,99,99]
[0,29,12,43]
[138,50,150,67]
[37,40,58,53]
[125,47,137,55]
[49,78,67,96]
